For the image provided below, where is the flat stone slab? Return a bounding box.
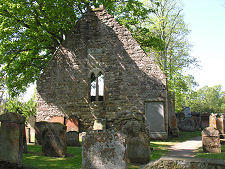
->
[143,157,225,169]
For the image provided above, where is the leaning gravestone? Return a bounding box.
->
[42,122,67,157]
[0,112,25,167]
[82,129,127,169]
[202,127,221,153]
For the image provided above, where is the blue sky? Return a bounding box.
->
[183,0,225,90]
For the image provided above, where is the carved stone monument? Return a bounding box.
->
[0,112,25,167]
[41,122,67,157]
[82,129,127,169]
[202,127,221,153]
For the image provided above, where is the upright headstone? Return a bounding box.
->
[66,131,81,147]
[42,122,67,157]
[35,121,49,145]
[216,114,224,135]
[122,120,150,164]
[200,113,210,129]
[184,107,191,118]
[0,112,25,167]
[180,117,195,131]
[202,127,221,153]
[82,130,127,169]
[209,113,217,129]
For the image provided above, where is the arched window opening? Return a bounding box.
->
[98,72,104,101]
[90,70,104,102]
[90,73,96,102]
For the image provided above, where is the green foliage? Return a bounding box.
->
[139,0,199,105]
[180,85,225,113]
[0,0,149,97]
[3,93,36,119]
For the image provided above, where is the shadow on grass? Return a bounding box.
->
[23,145,82,169]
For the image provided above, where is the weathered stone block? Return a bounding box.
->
[122,120,150,164]
[82,130,127,169]
[202,127,221,153]
[0,112,25,167]
[42,122,67,157]
[200,113,210,129]
[209,113,217,128]
[35,121,49,145]
[66,131,80,147]
[180,117,195,132]
[126,136,150,164]
[216,114,224,135]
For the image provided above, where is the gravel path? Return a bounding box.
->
[166,136,202,157]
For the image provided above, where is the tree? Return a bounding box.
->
[183,85,225,113]
[0,0,150,97]
[137,0,199,110]
[3,91,37,120]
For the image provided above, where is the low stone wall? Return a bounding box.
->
[143,157,225,169]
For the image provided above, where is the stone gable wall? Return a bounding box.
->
[37,7,167,131]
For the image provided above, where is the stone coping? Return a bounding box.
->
[142,156,225,169]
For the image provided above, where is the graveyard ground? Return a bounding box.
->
[22,131,225,169]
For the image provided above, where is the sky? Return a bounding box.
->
[182,0,225,90]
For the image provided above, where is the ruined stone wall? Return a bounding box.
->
[36,7,167,131]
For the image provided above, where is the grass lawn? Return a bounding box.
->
[23,131,202,169]
[195,144,225,160]
[23,145,82,169]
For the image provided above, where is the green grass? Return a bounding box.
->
[23,145,82,169]
[195,144,225,160]
[23,131,202,169]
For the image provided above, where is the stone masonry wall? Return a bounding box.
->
[36,6,167,131]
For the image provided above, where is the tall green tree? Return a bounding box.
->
[184,85,225,113]
[138,0,199,108]
[0,0,150,97]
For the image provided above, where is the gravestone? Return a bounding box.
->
[202,127,221,153]
[180,117,195,131]
[216,114,224,135]
[184,107,191,118]
[209,113,217,128]
[170,115,179,137]
[0,112,25,167]
[66,131,81,146]
[192,116,201,130]
[122,120,150,164]
[145,102,167,139]
[35,121,49,145]
[82,129,127,169]
[42,122,67,157]
[176,113,185,130]
[200,113,210,129]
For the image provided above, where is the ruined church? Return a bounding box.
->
[36,6,168,139]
